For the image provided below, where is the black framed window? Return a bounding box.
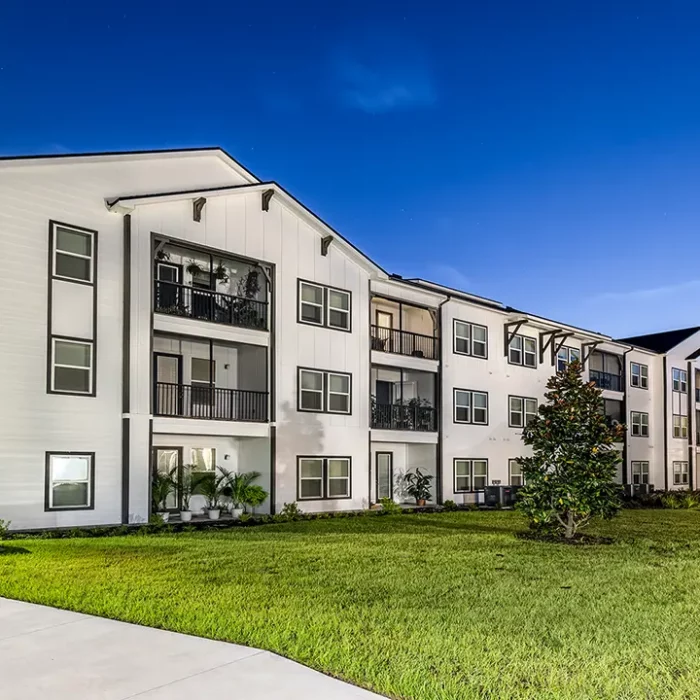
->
[630,411,649,437]
[672,368,688,393]
[631,461,649,485]
[298,368,351,414]
[454,459,488,492]
[454,389,488,424]
[630,362,648,389]
[297,457,351,500]
[298,280,351,331]
[45,452,95,511]
[51,222,96,284]
[49,337,94,395]
[556,346,581,372]
[508,335,537,368]
[453,320,488,358]
[509,396,538,428]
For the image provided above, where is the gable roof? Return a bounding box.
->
[617,326,700,353]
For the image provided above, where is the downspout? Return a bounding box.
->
[688,360,694,490]
[621,347,633,485]
[435,295,450,505]
[663,356,669,491]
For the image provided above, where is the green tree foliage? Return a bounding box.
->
[516,360,624,539]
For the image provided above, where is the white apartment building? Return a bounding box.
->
[0,147,698,530]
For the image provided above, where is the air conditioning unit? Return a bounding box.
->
[483,485,522,507]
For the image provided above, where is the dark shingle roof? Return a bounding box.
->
[617,327,700,353]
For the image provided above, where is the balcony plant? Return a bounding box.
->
[186,259,205,276]
[213,261,229,284]
[220,468,263,519]
[193,468,228,520]
[404,468,433,506]
[152,469,177,522]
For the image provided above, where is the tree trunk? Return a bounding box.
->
[564,510,576,539]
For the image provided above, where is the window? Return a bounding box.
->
[454,389,488,424]
[630,362,648,389]
[298,280,351,331]
[631,461,649,485]
[556,346,581,372]
[45,452,94,510]
[453,321,488,358]
[297,457,351,500]
[51,222,95,284]
[191,358,214,409]
[673,414,689,439]
[508,335,537,368]
[50,337,93,394]
[672,368,688,393]
[630,411,649,437]
[509,459,524,486]
[673,461,689,486]
[509,396,538,428]
[191,448,216,472]
[454,459,488,492]
[298,368,351,414]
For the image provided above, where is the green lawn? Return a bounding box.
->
[2,511,700,699]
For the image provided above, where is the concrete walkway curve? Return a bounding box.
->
[0,597,385,699]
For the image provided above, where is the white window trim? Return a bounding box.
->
[327,372,351,414]
[509,458,525,486]
[509,396,537,428]
[298,368,352,414]
[327,290,351,331]
[673,461,689,485]
[46,452,94,511]
[50,337,94,395]
[299,369,325,412]
[630,411,649,437]
[557,346,581,372]
[673,414,688,439]
[298,280,351,332]
[298,458,324,499]
[672,368,688,393]
[630,362,649,389]
[51,222,95,284]
[508,335,523,365]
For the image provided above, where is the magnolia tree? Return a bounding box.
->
[516,360,624,539]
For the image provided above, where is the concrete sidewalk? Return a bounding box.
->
[0,597,385,699]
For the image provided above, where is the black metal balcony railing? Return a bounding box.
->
[154,280,268,331]
[589,369,624,392]
[154,382,268,422]
[371,403,437,432]
[370,325,439,360]
[696,388,700,402]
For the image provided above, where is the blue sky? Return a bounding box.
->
[2,1,699,337]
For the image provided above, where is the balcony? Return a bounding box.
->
[371,402,437,432]
[154,280,268,330]
[154,383,267,422]
[371,325,438,360]
[590,369,623,392]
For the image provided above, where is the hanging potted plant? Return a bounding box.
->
[179,464,195,522]
[152,469,176,522]
[404,468,433,507]
[193,469,227,520]
[213,261,229,284]
[186,259,205,276]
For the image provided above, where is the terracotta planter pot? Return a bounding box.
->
[417,499,426,507]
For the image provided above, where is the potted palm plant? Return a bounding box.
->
[193,469,227,520]
[221,469,262,519]
[152,469,176,522]
[179,464,195,522]
[244,484,268,514]
[404,468,433,506]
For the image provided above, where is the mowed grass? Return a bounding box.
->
[2,511,700,700]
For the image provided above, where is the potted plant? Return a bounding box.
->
[179,464,195,522]
[244,484,268,514]
[186,259,205,276]
[221,468,262,519]
[152,469,176,522]
[404,468,433,506]
[193,469,227,520]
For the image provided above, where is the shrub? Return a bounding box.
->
[379,498,403,515]
[442,500,458,512]
[280,502,303,519]
[0,519,10,540]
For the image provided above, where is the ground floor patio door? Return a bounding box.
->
[153,446,183,511]
[376,452,394,501]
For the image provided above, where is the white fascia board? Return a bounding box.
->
[507,312,611,343]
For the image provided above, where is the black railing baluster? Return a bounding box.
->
[154,280,268,330]
[371,402,436,432]
[369,325,438,360]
